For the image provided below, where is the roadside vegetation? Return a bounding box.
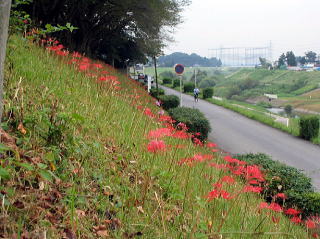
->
[1,35,318,238]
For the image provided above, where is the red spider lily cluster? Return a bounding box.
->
[41,37,319,236]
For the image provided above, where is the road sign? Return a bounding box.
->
[174,64,185,75]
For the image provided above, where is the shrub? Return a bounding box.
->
[162,78,172,85]
[183,82,194,93]
[158,95,180,110]
[299,115,319,140]
[236,153,318,217]
[284,105,293,115]
[202,87,214,99]
[173,79,180,88]
[150,88,165,98]
[168,107,211,140]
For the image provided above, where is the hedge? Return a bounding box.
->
[149,88,165,98]
[183,82,194,93]
[158,95,180,110]
[299,115,319,140]
[168,107,211,141]
[236,153,319,218]
[203,87,214,99]
[162,78,172,85]
[173,79,180,88]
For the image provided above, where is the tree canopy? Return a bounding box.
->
[158,52,222,67]
[22,0,190,68]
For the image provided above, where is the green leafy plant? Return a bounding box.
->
[183,82,194,93]
[173,79,180,88]
[299,115,319,140]
[169,107,211,140]
[158,95,180,110]
[149,87,165,98]
[162,78,172,85]
[202,87,214,99]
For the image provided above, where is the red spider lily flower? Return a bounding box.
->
[81,57,90,63]
[158,115,175,124]
[79,63,90,71]
[243,185,263,193]
[275,193,287,199]
[213,183,223,189]
[211,148,219,153]
[171,130,189,139]
[209,163,228,169]
[144,108,155,118]
[269,202,282,212]
[220,190,231,199]
[101,70,110,75]
[245,165,265,182]
[285,208,301,216]
[206,142,217,148]
[53,40,60,44]
[312,233,319,238]
[193,137,203,146]
[194,132,201,136]
[56,50,69,56]
[259,202,269,209]
[23,19,29,24]
[248,180,259,185]
[272,216,280,224]
[224,156,246,165]
[221,176,235,184]
[259,202,282,212]
[92,63,103,69]
[291,216,302,224]
[206,189,220,201]
[306,219,316,229]
[72,52,82,58]
[148,128,172,139]
[147,140,166,153]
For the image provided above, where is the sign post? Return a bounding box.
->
[174,64,185,107]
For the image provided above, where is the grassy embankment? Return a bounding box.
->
[0,35,312,238]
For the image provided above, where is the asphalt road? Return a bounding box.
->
[161,86,320,191]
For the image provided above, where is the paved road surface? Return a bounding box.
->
[161,86,320,191]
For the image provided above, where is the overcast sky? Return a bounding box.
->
[164,0,320,60]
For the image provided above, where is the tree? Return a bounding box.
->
[284,105,293,116]
[0,0,12,120]
[24,0,190,67]
[277,53,286,68]
[297,56,306,65]
[305,51,317,63]
[286,51,297,66]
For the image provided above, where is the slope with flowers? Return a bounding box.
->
[0,35,316,238]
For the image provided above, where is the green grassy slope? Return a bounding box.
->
[0,36,312,238]
[214,68,320,98]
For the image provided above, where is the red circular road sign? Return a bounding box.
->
[174,64,185,75]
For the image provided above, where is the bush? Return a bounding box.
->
[158,95,180,110]
[168,107,211,140]
[203,87,214,99]
[183,82,194,93]
[236,153,318,217]
[299,115,319,140]
[162,78,172,85]
[284,105,293,115]
[149,88,165,98]
[257,101,272,108]
[173,79,180,88]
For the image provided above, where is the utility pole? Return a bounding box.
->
[194,69,197,88]
[153,56,158,93]
[0,0,12,120]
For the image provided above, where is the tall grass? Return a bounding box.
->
[0,35,312,238]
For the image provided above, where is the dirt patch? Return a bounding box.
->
[246,96,287,107]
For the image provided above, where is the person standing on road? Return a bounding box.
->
[194,87,200,102]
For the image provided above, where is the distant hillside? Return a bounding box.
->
[214,68,320,100]
[158,52,222,67]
